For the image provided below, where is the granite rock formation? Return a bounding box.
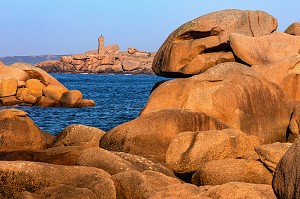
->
[35,46,155,74]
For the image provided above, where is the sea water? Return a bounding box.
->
[7,74,169,135]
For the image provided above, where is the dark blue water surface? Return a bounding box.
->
[11,74,168,135]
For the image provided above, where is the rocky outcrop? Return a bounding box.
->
[0,109,46,152]
[285,22,300,35]
[166,129,260,173]
[35,47,155,74]
[100,109,229,162]
[0,63,95,107]
[51,124,105,148]
[141,62,293,144]
[152,9,277,77]
[191,159,273,186]
[230,32,300,65]
[273,138,300,199]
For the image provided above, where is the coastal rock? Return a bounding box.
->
[79,99,96,107]
[273,138,300,199]
[288,103,300,141]
[60,90,83,108]
[191,159,272,186]
[0,75,18,97]
[255,142,292,172]
[166,129,260,173]
[153,9,277,77]
[0,65,29,82]
[285,22,300,35]
[43,85,66,101]
[148,183,207,199]
[230,32,300,65]
[0,109,46,152]
[77,147,175,177]
[0,161,115,199]
[141,62,293,144]
[22,94,37,104]
[51,124,105,148]
[122,59,141,71]
[100,109,229,162]
[0,96,22,106]
[36,96,61,107]
[252,55,300,101]
[25,79,46,97]
[11,62,68,90]
[200,182,276,199]
[112,170,181,199]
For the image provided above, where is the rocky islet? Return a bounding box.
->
[1,9,300,198]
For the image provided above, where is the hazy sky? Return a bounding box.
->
[1,0,300,56]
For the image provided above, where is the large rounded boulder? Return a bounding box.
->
[0,109,46,151]
[141,62,293,144]
[153,9,277,77]
[100,109,229,162]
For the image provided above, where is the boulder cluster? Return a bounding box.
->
[1,9,300,198]
[35,46,155,74]
[0,62,95,107]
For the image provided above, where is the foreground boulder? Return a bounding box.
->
[0,161,116,199]
[285,22,300,36]
[0,109,46,151]
[191,159,272,186]
[230,32,300,65]
[273,138,300,199]
[255,142,292,172]
[166,129,260,173]
[100,109,228,162]
[153,9,277,77]
[51,124,105,148]
[149,182,276,199]
[112,170,181,199]
[252,55,300,102]
[0,75,18,97]
[141,62,293,144]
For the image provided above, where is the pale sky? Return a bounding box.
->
[1,0,300,56]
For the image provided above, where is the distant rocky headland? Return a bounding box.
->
[35,46,155,74]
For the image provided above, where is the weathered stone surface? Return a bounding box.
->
[100,109,228,162]
[78,99,96,107]
[60,90,82,108]
[252,55,300,101]
[11,62,68,90]
[77,147,175,177]
[36,96,61,107]
[0,161,115,199]
[0,75,18,97]
[25,79,46,98]
[273,138,300,199]
[230,32,300,65]
[43,85,66,101]
[200,182,276,199]
[122,59,141,71]
[255,142,292,172]
[0,96,22,106]
[141,62,293,144]
[153,9,277,77]
[112,170,181,199]
[288,103,300,141]
[166,129,260,173]
[191,159,272,186]
[0,109,46,152]
[51,124,105,148]
[148,183,208,199]
[22,94,37,104]
[285,22,300,36]
[0,65,29,83]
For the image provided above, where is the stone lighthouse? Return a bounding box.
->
[98,35,105,55]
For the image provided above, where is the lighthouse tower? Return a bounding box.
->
[98,35,105,55]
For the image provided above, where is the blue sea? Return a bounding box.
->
[7,74,168,135]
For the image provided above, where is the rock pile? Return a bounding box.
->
[35,45,155,74]
[2,9,300,198]
[0,62,95,107]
